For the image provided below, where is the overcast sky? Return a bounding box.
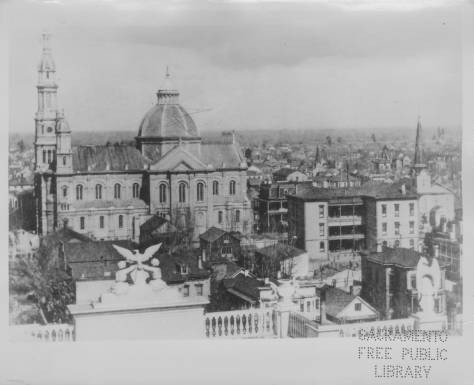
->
[7,0,462,134]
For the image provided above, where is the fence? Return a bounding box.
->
[287,312,319,338]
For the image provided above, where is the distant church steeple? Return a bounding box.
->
[413,116,431,193]
[413,116,426,175]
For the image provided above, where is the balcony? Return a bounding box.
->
[328,233,365,240]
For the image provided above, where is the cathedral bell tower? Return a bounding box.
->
[55,110,72,174]
[34,33,59,172]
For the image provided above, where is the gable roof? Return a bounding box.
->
[324,286,357,318]
[156,249,211,283]
[150,145,208,171]
[43,226,92,244]
[223,273,270,303]
[140,214,176,234]
[199,226,227,243]
[73,145,150,172]
[64,240,133,264]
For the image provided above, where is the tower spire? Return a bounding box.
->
[413,116,426,176]
[414,115,423,165]
[35,33,59,171]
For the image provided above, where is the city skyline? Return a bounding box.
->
[7,0,461,134]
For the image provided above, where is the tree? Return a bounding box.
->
[9,245,75,324]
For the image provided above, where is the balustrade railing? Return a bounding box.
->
[204,309,276,338]
[10,323,75,342]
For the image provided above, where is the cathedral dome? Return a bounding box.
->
[137,70,199,139]
[138,104,198,138]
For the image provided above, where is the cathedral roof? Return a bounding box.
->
[137,104,199,139]
[200,142,246,169]
[72,145,150,172]
[149,142,246,171]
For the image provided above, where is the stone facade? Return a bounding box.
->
[33,35,252,242]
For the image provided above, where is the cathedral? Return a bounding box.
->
[34,34,252,242]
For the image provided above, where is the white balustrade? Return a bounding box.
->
[204,309,275,338]
[10,323,75,342]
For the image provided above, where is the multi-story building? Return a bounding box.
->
[33,34,252,242]
[256,180,311,233]
[360,247,447,321]
[287,182,420,260]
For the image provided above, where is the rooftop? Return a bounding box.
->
[223,273,272,302]
[291,181,418,202]
[361,247,422,268]
[324,286,356,319]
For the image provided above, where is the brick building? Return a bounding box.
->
[360,247,446,320]
[288,182,420,260]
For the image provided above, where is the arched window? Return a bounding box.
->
[178,182,186,203]
[132,183,140,199]
[159,183,167,203]
[43,150,46,163]
[212,181,219,195]
[218,211,223,224]
[114,183,121,199]
[118,215,123,228]
[76,185,83,200]
[79,216,85,230]
[62,156,67,166]
[235,209,240,223]
[196,182,204,202]
[62,186,68,198]
[95,184,102,200]
[229,180,236,195]
[47,150,52,163]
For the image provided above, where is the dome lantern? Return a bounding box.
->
[156,67,179,105]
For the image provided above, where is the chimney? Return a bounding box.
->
[198,255,203,269]
[401,184,406,195]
